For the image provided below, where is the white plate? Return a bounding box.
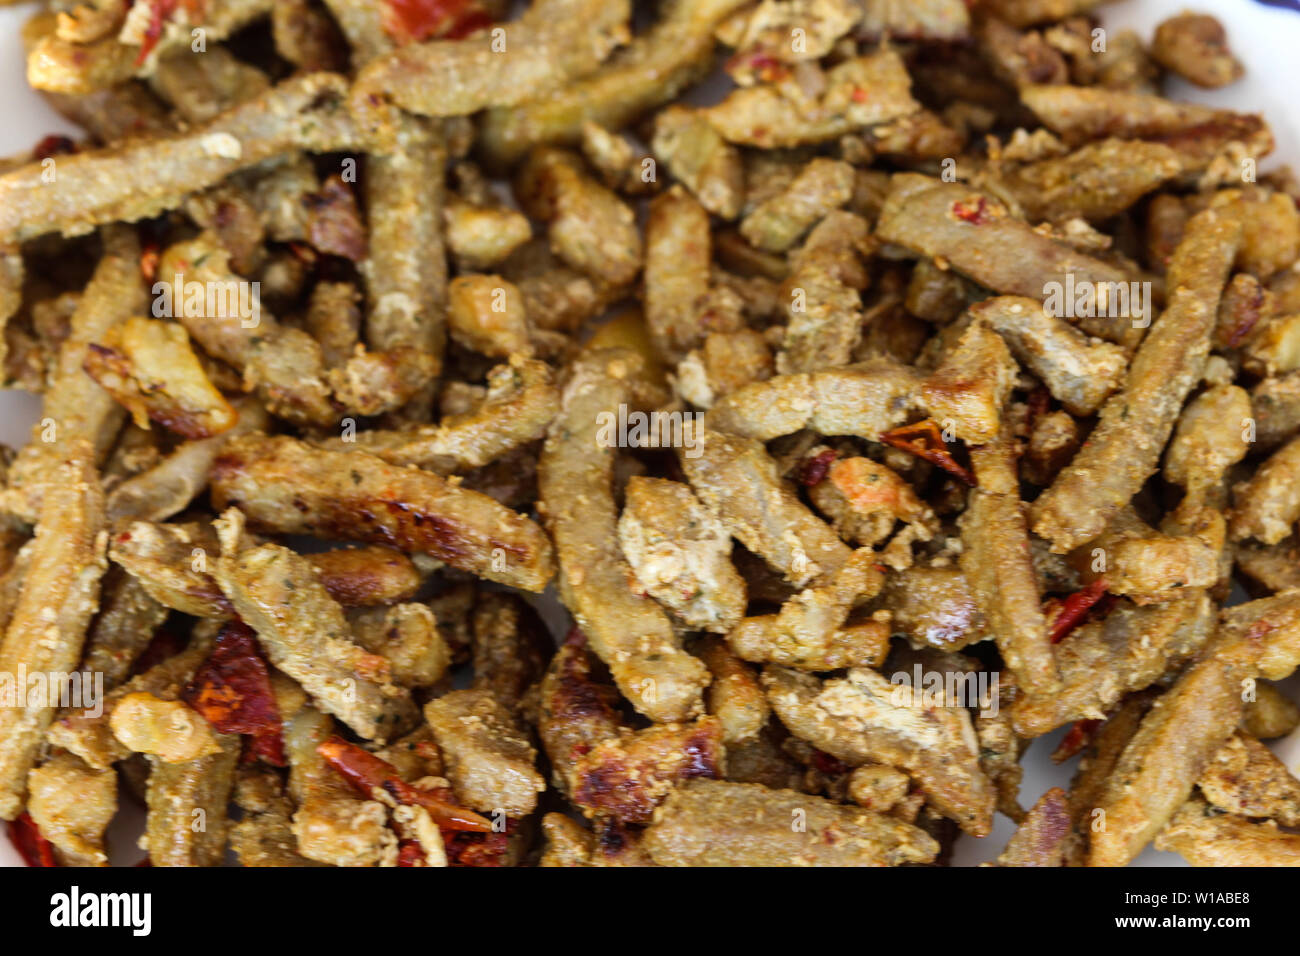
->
[2,0,1299,867]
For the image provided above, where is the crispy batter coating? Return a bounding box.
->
[539,349,708,721]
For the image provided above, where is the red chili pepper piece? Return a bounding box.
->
[1047,578,1110,644]
[878,419,976,487]
[1051,718,1102,763]
[8,813,57,867]
[799,449,839,487]
[32,135,76,161]
[444,819,513,867]
[136,0,179,65]
[396,840,425,867]
[182,620,286,766]
[952,197,989,225]
[317,736,493,833]
[382,0,493,44]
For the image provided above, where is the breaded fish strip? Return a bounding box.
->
[479,0,749,170]
[361,113,447,392]
[0,72,355,245]
[702,50,919,148]
[213,508,417,741]
[705,358,922,443]
[692,636,768,744]
[516,148,642,286]
[351,0,630,124]
[1198,732,1300,826]
[322,358,559,474]
[618,476,746,635]
[727,549,888,671]
[996,787,1071,867]
[3,226,141,522]
[874,566,986,652]
[539,349,709,721]
[46,629,215,772]
[997,139,1181,223]
[347,604,449,689]
[918,321,1018,445]
[644,186,716,362]
[26,752,116,867]
[1010,591,1215,737]
[143,732,240,867]
[681,425,851,587]
[426,691,546,817]
[1241,682,1300,739]
[764,665,995,836]
[537,634,622,794]
[643,780,939,866]
[1230,435,1300,545]
[961,433,1059,697]
[469,593,552,712]
[650,105,746,220]
[231,765,324,867]
[1032,205,1243,552]
[27,0,271,94]
[739,158,854,253]
[83,317,238,440]
[1020,84,1273,177]
[971,296,1127,416]
[1163,384,1252,503]
[876,174,1147,348]
[1086,591,1300,866]
[104,398,269,525]
[157,235,336,428]
[211,434,555,592]
[80,566,169,691]
[0,442,106,819]
[1155,798,1300,867]
[569,717,723,823]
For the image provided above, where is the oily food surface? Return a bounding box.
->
[1,0,1299,868]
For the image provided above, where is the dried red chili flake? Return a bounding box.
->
[317,735,492,832]
[951,197,989,225]
[799,449,839,487]
[1046,578,1111,645]
[8,813,57,867]
[444,819,513,867]
[878,418,976,487]
[140,243,161,284]
[396,840,425,867]
[32,135,76,161]
[182,620,286,766]
[136,0,179,65]
[381,0,494,44]
[1051,718,1102,763]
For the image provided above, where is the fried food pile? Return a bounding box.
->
[2,0,1300,867]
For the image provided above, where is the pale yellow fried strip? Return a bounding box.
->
[538,348,709,722]
[0,72,355,245]
[3,225,142,523]
[0,440,106,819]
[478,0,749,169]
[1031,204,1243,553]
